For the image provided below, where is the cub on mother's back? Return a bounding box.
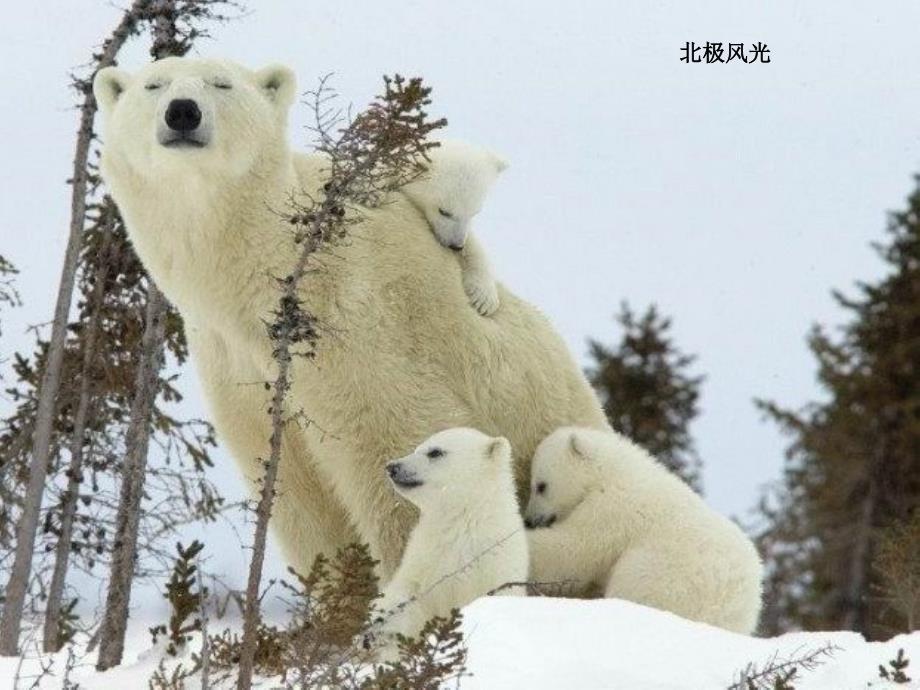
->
[401,140,508,317]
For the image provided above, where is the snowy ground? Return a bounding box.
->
[462,599,919,689]
[2,598,918,689]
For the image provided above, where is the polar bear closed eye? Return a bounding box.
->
[374,427,527,650]
[524,427,763,634]
[402,140,508,317]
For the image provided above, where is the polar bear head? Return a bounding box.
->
[524,427,603,529]
[402,140,507,251]
[93,57,297,182]
[385,427,512,510]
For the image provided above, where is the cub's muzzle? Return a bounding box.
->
[524,513,557,529]
[386,461,423,489]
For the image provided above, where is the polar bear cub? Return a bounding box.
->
[401,141,507,316]
[377,427,528,641]
[524,427,763,634]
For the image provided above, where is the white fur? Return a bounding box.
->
[524,428,763,634]
[377,428,527,643]
[93,58,609,580]
[402,141,507,316]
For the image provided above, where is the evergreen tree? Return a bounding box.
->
[754,175,920,638]
[586,303,705,492]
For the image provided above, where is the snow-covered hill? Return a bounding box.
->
[2,597,918,689]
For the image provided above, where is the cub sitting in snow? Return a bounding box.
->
[524,427,763,634]
[376,427,528,642]
[402,141,507,316]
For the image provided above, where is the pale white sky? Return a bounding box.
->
[2,1,920,600]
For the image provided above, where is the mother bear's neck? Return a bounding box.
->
[105,148,333,344]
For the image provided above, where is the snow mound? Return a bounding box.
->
[461,597,920,690]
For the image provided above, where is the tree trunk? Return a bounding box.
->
[95,285,167,671]
[198,558,211,690]
[841,474,877,632]
[94,0,193,670]
[236,227,328,690]
[0,4,150,655]
[42,214,116,653]
[236,349,289,690]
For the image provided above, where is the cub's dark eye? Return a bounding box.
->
[212,81,232,90]
[438,208,453,219]
[536,481,547,495]
[145,83,162,91]
[426,448,444,459]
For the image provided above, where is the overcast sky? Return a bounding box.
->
[3,1,920,600]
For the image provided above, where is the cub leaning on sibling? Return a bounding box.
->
[376,425,763,645]
[525,427,763,634]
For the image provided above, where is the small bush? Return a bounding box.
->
[149,541,207,656]
[878,648,912,684]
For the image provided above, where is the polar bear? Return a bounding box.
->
[402,141,507,316]
[524,427,763,634]
[92,57,608,579]
[375,427,527,642]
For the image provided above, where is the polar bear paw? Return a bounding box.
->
[464,275,500,317]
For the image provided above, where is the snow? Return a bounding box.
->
[461,598,920,689]
[2,597,918,689]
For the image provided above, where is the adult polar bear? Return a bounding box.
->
[93,57,608,578]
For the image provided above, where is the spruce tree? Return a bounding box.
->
[754,175,920,638]
[586,303,705,492]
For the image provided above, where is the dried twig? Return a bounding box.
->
[728,643,838,690]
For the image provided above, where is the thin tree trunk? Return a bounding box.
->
[841,475,877,632]
[95,2,179,669]
[95,285,167,671]
[236,221,324,690]
[236,346,290,690]
[42,214,116,653]
[197,558,211,690]
[0,2,152,657]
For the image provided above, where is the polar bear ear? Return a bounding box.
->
[256,64,297,109]
[486,436,511,461]
[568,432,588,460]
[93,67,131,114]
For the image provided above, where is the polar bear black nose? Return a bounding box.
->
[165,99,202,132]
[386,463,401,478]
